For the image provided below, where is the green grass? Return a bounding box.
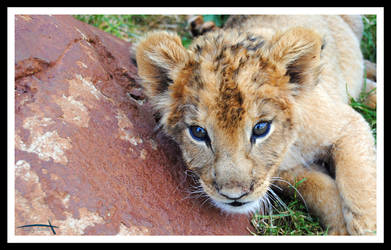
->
[349,78,377,143]
[361,15,377,63]
[250,178,328,236]
[74,15,193,47]
[74,14,376,236]
[353,15,377,143]
[202,15,230,27]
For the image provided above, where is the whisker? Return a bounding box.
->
[258,197,266,215]
[267,187,288,212]
[181,176,215,209]
[199,196,213,208]
[270,183,283,191]
[271,177,308,212]
[268,190,281,210]
[263,193,273,215]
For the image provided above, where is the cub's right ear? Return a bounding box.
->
[136,31,189,99]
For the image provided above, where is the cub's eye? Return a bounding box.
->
[252,121,271,139]
[189,125,208,141]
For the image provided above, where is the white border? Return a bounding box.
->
[375,9,384,245]
[7,7,382,15]
[7,235,384,243]
[8,6,16,245]
[8,7,384,243]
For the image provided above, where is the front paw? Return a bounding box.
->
[327,225,348,235]
[342,204,376,235]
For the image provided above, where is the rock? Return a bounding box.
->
[14,15,251,235]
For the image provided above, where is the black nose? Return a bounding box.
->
[214,181,254,200]
[219,191,249,200]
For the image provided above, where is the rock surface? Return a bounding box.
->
[14,15,251,235]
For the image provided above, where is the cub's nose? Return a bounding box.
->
[219,190,249,200]
[214,181,254,200]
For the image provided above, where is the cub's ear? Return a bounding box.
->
[269,27,323,91]
[136,31,189,99]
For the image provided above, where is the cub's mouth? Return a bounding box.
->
[193,178,272,214]
[211,198,263,214]
[228,201,248,207]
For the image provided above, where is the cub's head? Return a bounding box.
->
[136,28,322,214]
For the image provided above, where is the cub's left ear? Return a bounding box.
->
[269,27,323,90]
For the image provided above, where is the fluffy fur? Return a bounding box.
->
[135,15,376,235]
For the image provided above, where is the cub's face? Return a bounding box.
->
[136,28,322,214]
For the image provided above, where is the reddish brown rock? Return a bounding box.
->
[14,15,252,235]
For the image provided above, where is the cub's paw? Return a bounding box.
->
[343,205,376,235]
[327,225,348,235]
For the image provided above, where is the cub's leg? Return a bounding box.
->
[331,111,377,235]
[364,78,377,109]
[364,59,376,82]
[277,165,348,235]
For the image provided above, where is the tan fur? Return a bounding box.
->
[135,15,376,235]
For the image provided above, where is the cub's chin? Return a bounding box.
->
[210,198,264,215]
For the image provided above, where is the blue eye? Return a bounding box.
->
[189,126,208,141]
[252,121,271,140]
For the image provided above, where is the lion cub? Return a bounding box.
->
[135,15,376,235]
